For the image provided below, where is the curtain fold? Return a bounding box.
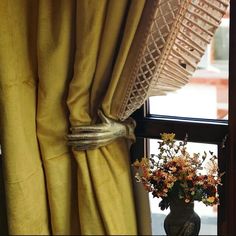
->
[0,0,149,235]
[0,0,226,234]
[0,156,8,235]
[36,1,80,233]
[0,1,50,234]
[67,1,145,234]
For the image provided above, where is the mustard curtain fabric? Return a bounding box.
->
[0,1,50,234]
[0,156,8,235]
[0,0,148,235]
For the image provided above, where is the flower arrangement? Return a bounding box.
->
[132,133,224,210]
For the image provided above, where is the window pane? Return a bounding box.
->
[148,139,218,235]
[149,12,229,120]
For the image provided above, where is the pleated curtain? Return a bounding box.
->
[0,0,151,235]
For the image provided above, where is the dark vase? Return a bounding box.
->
[164,198,201,236]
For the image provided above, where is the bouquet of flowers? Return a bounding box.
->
[132,133,224,210]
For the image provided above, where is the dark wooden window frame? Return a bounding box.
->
[131,1,236,235]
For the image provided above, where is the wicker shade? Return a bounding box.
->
[116,0,229,121]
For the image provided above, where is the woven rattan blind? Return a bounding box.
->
[115,0,229,121]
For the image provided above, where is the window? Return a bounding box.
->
[149,12,229,120]
[131,2,236,235]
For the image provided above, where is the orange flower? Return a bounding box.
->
[140,157,149,167]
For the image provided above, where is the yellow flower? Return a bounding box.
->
[207,196,215,203]
[132,159,140,169]
[161,133,175,142]
[167,183,174,188]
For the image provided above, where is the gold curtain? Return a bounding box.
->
[0,0,150,235]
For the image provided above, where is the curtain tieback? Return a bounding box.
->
[67,110,136,150]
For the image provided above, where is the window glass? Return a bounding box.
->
[149,12,229,120]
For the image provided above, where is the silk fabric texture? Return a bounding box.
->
[0,0,148,234]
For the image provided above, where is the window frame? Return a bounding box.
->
[131,1,235,235]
